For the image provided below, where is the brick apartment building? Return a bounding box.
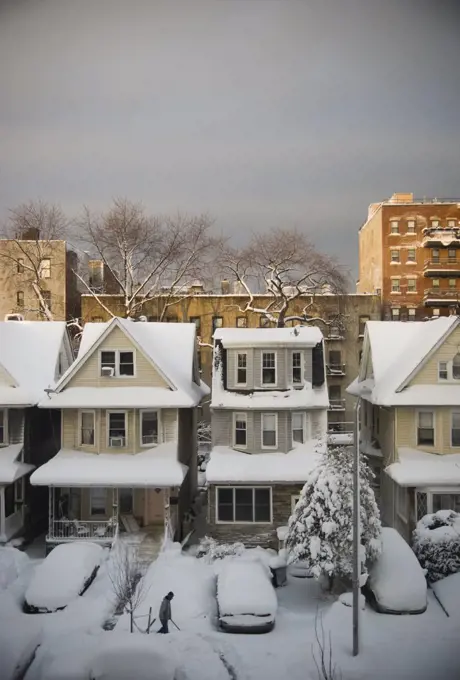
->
[357,192,460,321]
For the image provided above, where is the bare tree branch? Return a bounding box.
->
[108,543,148,634]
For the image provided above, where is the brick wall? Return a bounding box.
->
[207,483,303,549]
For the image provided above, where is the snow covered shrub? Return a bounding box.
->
[195,536,245,561]
[286,446,381,587]
[412,510,460,583]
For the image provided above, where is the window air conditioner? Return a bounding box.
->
[101,366,115,377]
[110,436,125,447]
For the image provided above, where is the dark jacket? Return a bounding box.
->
[159,597,171,622]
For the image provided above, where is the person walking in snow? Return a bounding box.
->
[157,591,174,633]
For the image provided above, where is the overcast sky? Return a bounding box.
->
[1,0,460,279]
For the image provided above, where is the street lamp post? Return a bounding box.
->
[352,397,361,656]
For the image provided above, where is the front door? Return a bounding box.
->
[119,488,133,514]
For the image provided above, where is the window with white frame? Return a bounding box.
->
[431,220,440,228]
[292,412,305,443]
[396,484,408,521]
[108,412,127,446]
[432,308,440,317]
[407,278,417,292]
[448,249,457,261]
[451,411,460,447]
[432,278,440,289]
[407,220,416,233]
[390,221,399,234]
[391,278,400,292]
[39,258,51,279]
[417,411,434,445]
[216,487,271,523]
[432,248,440,262]
[100,350,135,377]
[453,353,460,380]
[234,413,247,448]
[262,352,276,385]
[140,410,159,446]
[448,219,457,227]
[236,353,247,385]
[408,308,416,320]
[0,409,5,444]
[292,352,302,384]
[80,411,95,445]
[261,413,277,448]
[407,248,416,262]
[438,361,448,380]
[449,279,457,289]
[90,487,107,516]
[432,493,460,514]
[390,249,400,262]
[391,308,400,321]
[291,494,301,513]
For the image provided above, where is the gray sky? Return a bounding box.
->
[1,0,460,279]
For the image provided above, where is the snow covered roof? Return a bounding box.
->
[39,386,205,409]
[211,383,329,410]
[48,317,209,408]
[205,442,325,484]
[0,444,35,483]
[385,447,460,487]
[30,442,187,487]
[348,316,459,406]
[0,321,68,405]
[213,326,323,348]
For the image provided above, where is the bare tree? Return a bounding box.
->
[312,610,342,680]
[108,543,148,634]
[0,200,69,321]
[77,198,222,319]
[220,227,349,328]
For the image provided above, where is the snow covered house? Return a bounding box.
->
[348,315,460,541]
[206,327,328,548]
[30,317,209,548]
[0,320,73,543]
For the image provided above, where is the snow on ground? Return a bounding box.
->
[0,546,30,590]
[431,573,460,619]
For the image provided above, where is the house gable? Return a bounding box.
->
[65,324,170,390]
[406,322,460,387]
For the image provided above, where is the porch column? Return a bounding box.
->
[164,488,171,540]
[0,488,5,539]
[112,488,118,519]
[48,487,54,538]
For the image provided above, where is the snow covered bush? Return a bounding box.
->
[412,510,460,583]
[195,536,245,561]
[286,445,381,587]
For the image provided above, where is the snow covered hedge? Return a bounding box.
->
[412,510,460,583]
[286,445,381,586]
[196,536,245,561]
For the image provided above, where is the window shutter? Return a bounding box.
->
[312,342,325,387]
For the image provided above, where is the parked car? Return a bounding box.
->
[216,559,277,633]
[366,528,427,615]
[24,542,105,613]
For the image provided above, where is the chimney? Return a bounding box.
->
[4,313,25,322]
[389,193,413,204]
[221,279,230,295]
[88,260,104,292]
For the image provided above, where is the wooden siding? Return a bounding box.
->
[396,405,460,455]
[409,324,460,386]
[66,325,168,389]
[226,347,312,391]
[211,409,291,453]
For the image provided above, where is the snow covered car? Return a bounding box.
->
[366,528,427,615]
[216,559,277,633]
[24,542,105,613]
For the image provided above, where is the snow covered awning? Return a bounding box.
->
[0,387,36,407]
[38,386,204,409]
[213,327,323,347]
[385,447,460,487]
[211,385,329,410]
[0,444,34,484]
[30,442,186,488]
[205,442,325,484]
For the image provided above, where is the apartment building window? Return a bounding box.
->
[432,249,440,263]
[42,290,51,311]
[189,316,201,332]
[448,249,457,261]
[448,220,457,227]
[417,411,434,446]
[16,291,24,308]
[431,220,440,228]
[100,350,135,377]
[39,258,51,279]
[140,410,159,446]
[438,361,448,380]
[390,221,399,234]
[259,316,271,328]
[449,279,457,289]
[212,316,223,332]
[408,308,416,320]
[432,278,440,289]
[391,308,400,321]
[407,279,417,292]
[108,412,127,447]
[292,412,306,444]
[391,278,400,292]
[407,249,416,262]
[292,352,302,384]
[236,316,247,328]
[407,220,416,233]
[328,384,342,407]
[17,259,24,274]
[452,412,460,446]
[216,487,271,523]
[262,352,276,385]
[80,411,95,445]
[390,250,400,262]
[92,316,103,322]
[236,353,247,385]
[234,413,247,448]
[90,488,107,516]
[261,413,277,448]
[358,315,370,336]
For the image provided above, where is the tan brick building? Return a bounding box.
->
[0,238,80,322]
[81,289,381,428]
[357,192,460,321]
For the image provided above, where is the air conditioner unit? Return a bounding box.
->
[110,437,125,447]
[4,313,24,322]
[101,366,115,377]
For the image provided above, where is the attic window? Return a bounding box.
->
[100,350,135,377]
[453,354,460,380]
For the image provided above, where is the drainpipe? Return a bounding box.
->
[352,397,361,657]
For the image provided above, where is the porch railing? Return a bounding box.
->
[47,518,118,542]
